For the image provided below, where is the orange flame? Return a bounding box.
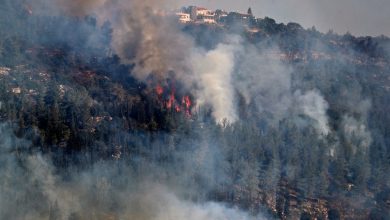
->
[166,93,175,109]
[182,96,192,116]
[154,82,192,117]
[155,85,164,96]
[182,96,191,109]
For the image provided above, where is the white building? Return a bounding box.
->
[195,7,212,16]
[176,12,191,23]
[185,6,216,23]
[197,14,216,24]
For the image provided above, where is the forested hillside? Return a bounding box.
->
[0,0,390,219]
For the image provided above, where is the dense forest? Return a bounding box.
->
[0,0,390,219]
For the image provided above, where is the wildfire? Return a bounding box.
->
[182,96,192,116]
[155,85,164,96]
[182,96,191,109]
[175,105,181,113]
[166,93,175,109]
[155,83,192,116]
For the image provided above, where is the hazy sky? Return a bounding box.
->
[177,0,390,37]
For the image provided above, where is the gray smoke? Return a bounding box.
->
[342,115,372,154]
[341,99,372,155]
[105,0,193,81]
[232,43,331,135]
[295,90,330,136]
[30,0,192,81]
[0,123,267,220]
[234,45,293,122]
[29,0,333,127]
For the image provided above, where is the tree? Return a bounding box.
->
[247,7,253,16]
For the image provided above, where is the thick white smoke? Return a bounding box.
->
[296,90,330,136]
[190,38,241,123]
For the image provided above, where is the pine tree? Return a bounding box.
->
[247,7,253,16]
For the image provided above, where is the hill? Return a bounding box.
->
[0,1,390,219]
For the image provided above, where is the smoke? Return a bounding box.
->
[342,115,372,154]
[105,0,194,81]
[119,185,265,220]
[9,0,338,132]
[0,123,78,219]
[232,43,331,136]
[0,123,267,220]
[55,0,108,16]
[99,0,244,124]
[30,0,191,81]
[340,100,372,154]
[234,45,293,122]
[295,90,330,136]
[29,0,107,16]
[2,0,387,218]
[190,37,241,123]
[27,0,333,127]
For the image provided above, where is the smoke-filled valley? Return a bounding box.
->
[1,0,390,219]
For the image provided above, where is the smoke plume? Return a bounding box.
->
[190,38,241,123]
[234,45,293,122]
[296,90,330,136]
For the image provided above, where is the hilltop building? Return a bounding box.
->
[175,6,255,25]
[188,6,214,18]
[193,6,216,24]
[197,13,216,24]
[178,6,217,24]
[195,7,212,16]
[176,12,191,23]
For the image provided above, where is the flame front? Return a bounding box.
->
[155,83,192,116]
